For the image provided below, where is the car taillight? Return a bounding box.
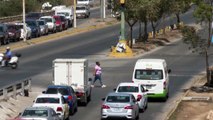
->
[57,107,63,112]
[102,105,110,109]
[124,105,133,109]
[137,94,142,100]
[76,92,84,97]
[163,81,166,89]
[68,96,72,100]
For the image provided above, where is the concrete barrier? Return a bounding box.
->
[0,79,31,101]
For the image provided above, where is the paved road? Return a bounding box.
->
[1,5,213,120]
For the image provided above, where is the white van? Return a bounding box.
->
[132,59,171,101]
[77,0,94,7]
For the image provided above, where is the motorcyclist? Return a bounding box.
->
[2,47,12,67]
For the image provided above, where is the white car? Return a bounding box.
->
[115,82,148,112]
[15,23,32,40]
[40,16,57,33]
[33,94,69,120]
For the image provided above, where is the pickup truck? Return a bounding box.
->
[76,5,90,18]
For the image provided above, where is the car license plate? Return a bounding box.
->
[112,108,121,112]
[146,85,152,89]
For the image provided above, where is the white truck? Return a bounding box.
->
[55,7,74,27]
[52,59,92,105]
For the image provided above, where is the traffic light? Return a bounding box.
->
[120,0,125,5]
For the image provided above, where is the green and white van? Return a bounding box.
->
[132,59,171,101]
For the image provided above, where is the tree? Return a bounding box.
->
[181,0,213,86]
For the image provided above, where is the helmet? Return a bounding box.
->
[6,47,10,50]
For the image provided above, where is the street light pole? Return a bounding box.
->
[74,0,77,28]
[22,0,26,42]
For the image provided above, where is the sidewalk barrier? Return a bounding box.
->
[0,78,31,101]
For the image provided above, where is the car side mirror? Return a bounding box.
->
[168,69,171,73]
[42,91,46,94]
[113,88,116,91]
[136,98,140,102]
[143,89,148,92]
[88,78,92,82]
[102,98,105,101]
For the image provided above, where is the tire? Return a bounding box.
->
[11,63,18,69]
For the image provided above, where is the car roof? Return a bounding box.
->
[36,94,62,98]
[47,85,70,88]
[24,106,52,111]
[40,16,52,18]
[118,82,139,87]
[107,92,131,97]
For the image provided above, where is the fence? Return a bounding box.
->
[0,11,54,23]
[0,79,31,101]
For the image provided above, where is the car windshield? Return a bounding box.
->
[27,13,40,18]
[16,25,23,29]
[26,21,36,26]
[40,18,52,22]
[76,7,86,10]
[118,86,139,92]
[134,69,163,80]
[46,88,69,95]
[57,12,69,16]
[106,96,130,103]
[38,21,45,25]
[36,97,60,103]
[7,25,15,30]
[0,27,3,32]
[22,109,48,117]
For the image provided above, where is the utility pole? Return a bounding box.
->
[22,0,26,42]
[74,0,77,28]
[100,0,106,20]
[120,0,125,40]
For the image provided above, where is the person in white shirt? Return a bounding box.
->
[91,62,106,88]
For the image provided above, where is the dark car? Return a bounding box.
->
[43,85,78,115]
[0,23,9,45]
[53,15,63,32]
[6,24,21,42]
[26,19,41,38]
[26,12,43,20]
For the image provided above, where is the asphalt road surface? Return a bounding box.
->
[1,5,213,120]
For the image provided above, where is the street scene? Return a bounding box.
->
[0,0,213,120]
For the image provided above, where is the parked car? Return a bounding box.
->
[37,20,49,35]
[43,85,78,115]
[40,16,57,33]
[0,23,9,45]
[101,92,139,120]
[26,19,41,38]
[15,22,32,40]
[6,24,21,42]
[33,94,69,120]
[18,106,60,120]
[115,82,148,112]
[58,15,69,30]
[76,5,90,18]
[55,8,74,27]
[53,15,63,32]
[26,12,43,20]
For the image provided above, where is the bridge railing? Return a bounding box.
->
[0,79,31,101]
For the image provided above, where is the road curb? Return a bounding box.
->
[164,75,206,120]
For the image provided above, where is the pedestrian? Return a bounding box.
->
[91,61,106,88]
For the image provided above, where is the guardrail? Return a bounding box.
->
[0,11,54,23]
[0,79,31,101]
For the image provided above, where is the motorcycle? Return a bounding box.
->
[0,53,21,69]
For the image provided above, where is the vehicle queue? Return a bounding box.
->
[14,58,171,120]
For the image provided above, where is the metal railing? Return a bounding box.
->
[0,79,31,101]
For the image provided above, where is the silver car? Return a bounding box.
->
[37,20,49,35]
[18,106,60,120]
[101,92,139,120]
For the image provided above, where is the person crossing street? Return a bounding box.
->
[91,61,106,88]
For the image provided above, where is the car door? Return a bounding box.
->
[140,85,147,106]
[70,87,77,104]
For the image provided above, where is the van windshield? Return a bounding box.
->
[135,69,163,80]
